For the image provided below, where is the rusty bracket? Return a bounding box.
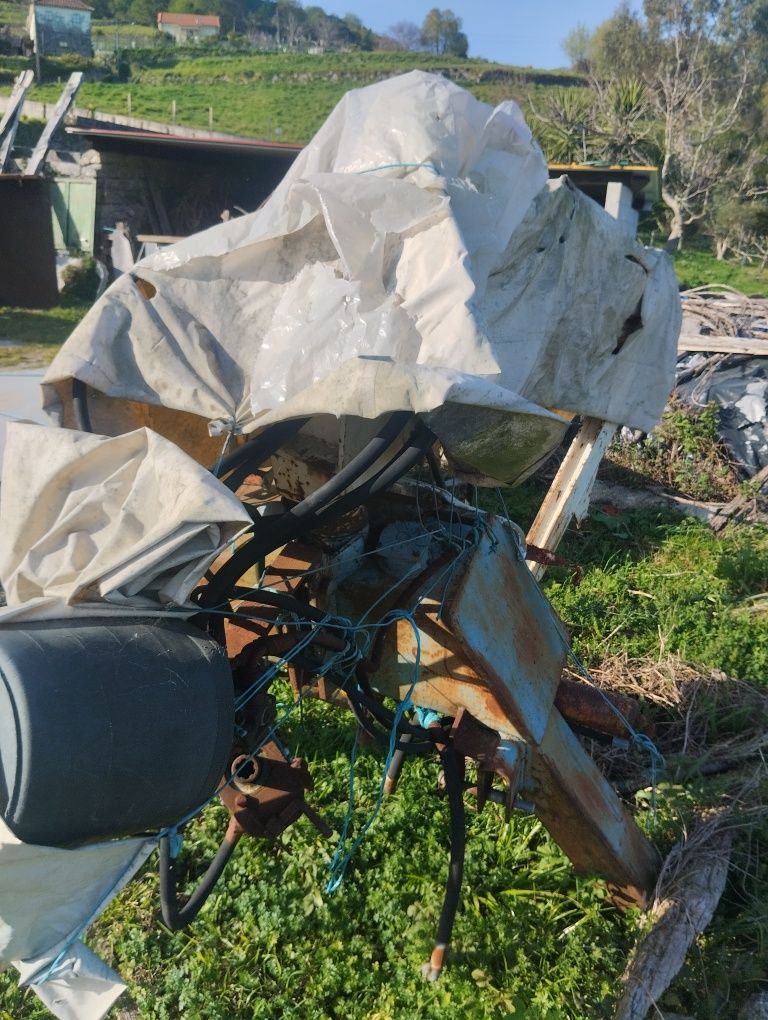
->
[221,741,332,841]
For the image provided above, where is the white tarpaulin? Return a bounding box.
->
[42,71,681,482]
[2,815,155,1020]
[0,422,251,611]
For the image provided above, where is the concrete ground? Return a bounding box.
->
[0,368,48,462]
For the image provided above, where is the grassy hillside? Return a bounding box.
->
[1,50,584,142]
[0,0,25,27]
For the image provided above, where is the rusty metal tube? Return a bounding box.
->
[555,676,641,739]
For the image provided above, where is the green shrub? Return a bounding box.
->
[60,255,99,305]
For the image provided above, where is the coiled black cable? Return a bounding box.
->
[200,415,433,609]
[213,416,311,488]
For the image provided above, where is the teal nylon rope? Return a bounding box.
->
[325,609,422,893]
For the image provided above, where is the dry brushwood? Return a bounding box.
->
[680,285,768,345]
[565,654,768,789]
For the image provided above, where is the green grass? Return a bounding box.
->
[0,0,25,27]
[1,50,583,142]
[92,21,163,38]
[672,247,768,295]
[0,71,765,1012]
[0,302,89,365]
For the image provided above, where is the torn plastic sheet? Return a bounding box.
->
[676,355,768,476]
[0,422,251,610]
[17,941,130,1020]
[42,71,681,482]
[1,814,155,1020]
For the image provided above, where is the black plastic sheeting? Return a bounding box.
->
[676,354,768,477]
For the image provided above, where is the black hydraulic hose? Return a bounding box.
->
[221,461,261,496]
[423,748,466,981]
[201,415,430,608]
[226,587,329,622]
[384,733,412,795]
[158,829,240,932]
[72,378,92,433]
[213,416,311,485]
[348,684,432,739]
[309,420,436,530]
[425,446,445,489]
[278,410,413,520]
[237,410,415,557]
[344,695,432,753]
[345,697,435,754]
[192,588,334,648]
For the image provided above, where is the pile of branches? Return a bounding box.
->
[573,653,768,790]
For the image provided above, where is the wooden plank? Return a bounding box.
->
[135,234,184,244]
[0,70,34,172]
[525,416,616,580]
[678,333,768,355]
[710,462,768,532]
[25,73,83,177]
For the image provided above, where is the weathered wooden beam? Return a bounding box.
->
[0,70,34,172]
[525,416,616,580]
[678,333,768,355]
[24,72,83,177]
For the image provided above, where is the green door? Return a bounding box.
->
[51,178,96,253]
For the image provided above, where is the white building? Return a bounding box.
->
[156,12,220,43]
[27,0,93,57]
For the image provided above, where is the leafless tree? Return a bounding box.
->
[651,26,749,249]
[388,20,422,51]
[274,0,304,50]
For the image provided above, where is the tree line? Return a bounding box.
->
[556,0,768,257]
[67,0,468,59]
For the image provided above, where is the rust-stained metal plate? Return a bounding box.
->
[367,519,658,903]
[521,709,659,903]
[370,606,525,739]
[444,519,569,745]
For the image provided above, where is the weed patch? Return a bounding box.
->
[604,398,741,503]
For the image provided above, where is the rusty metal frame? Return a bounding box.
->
[365,520,658,904]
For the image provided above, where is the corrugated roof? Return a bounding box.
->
[35,0,94,11]
[68,124,301,159]
[157,12,220,28]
